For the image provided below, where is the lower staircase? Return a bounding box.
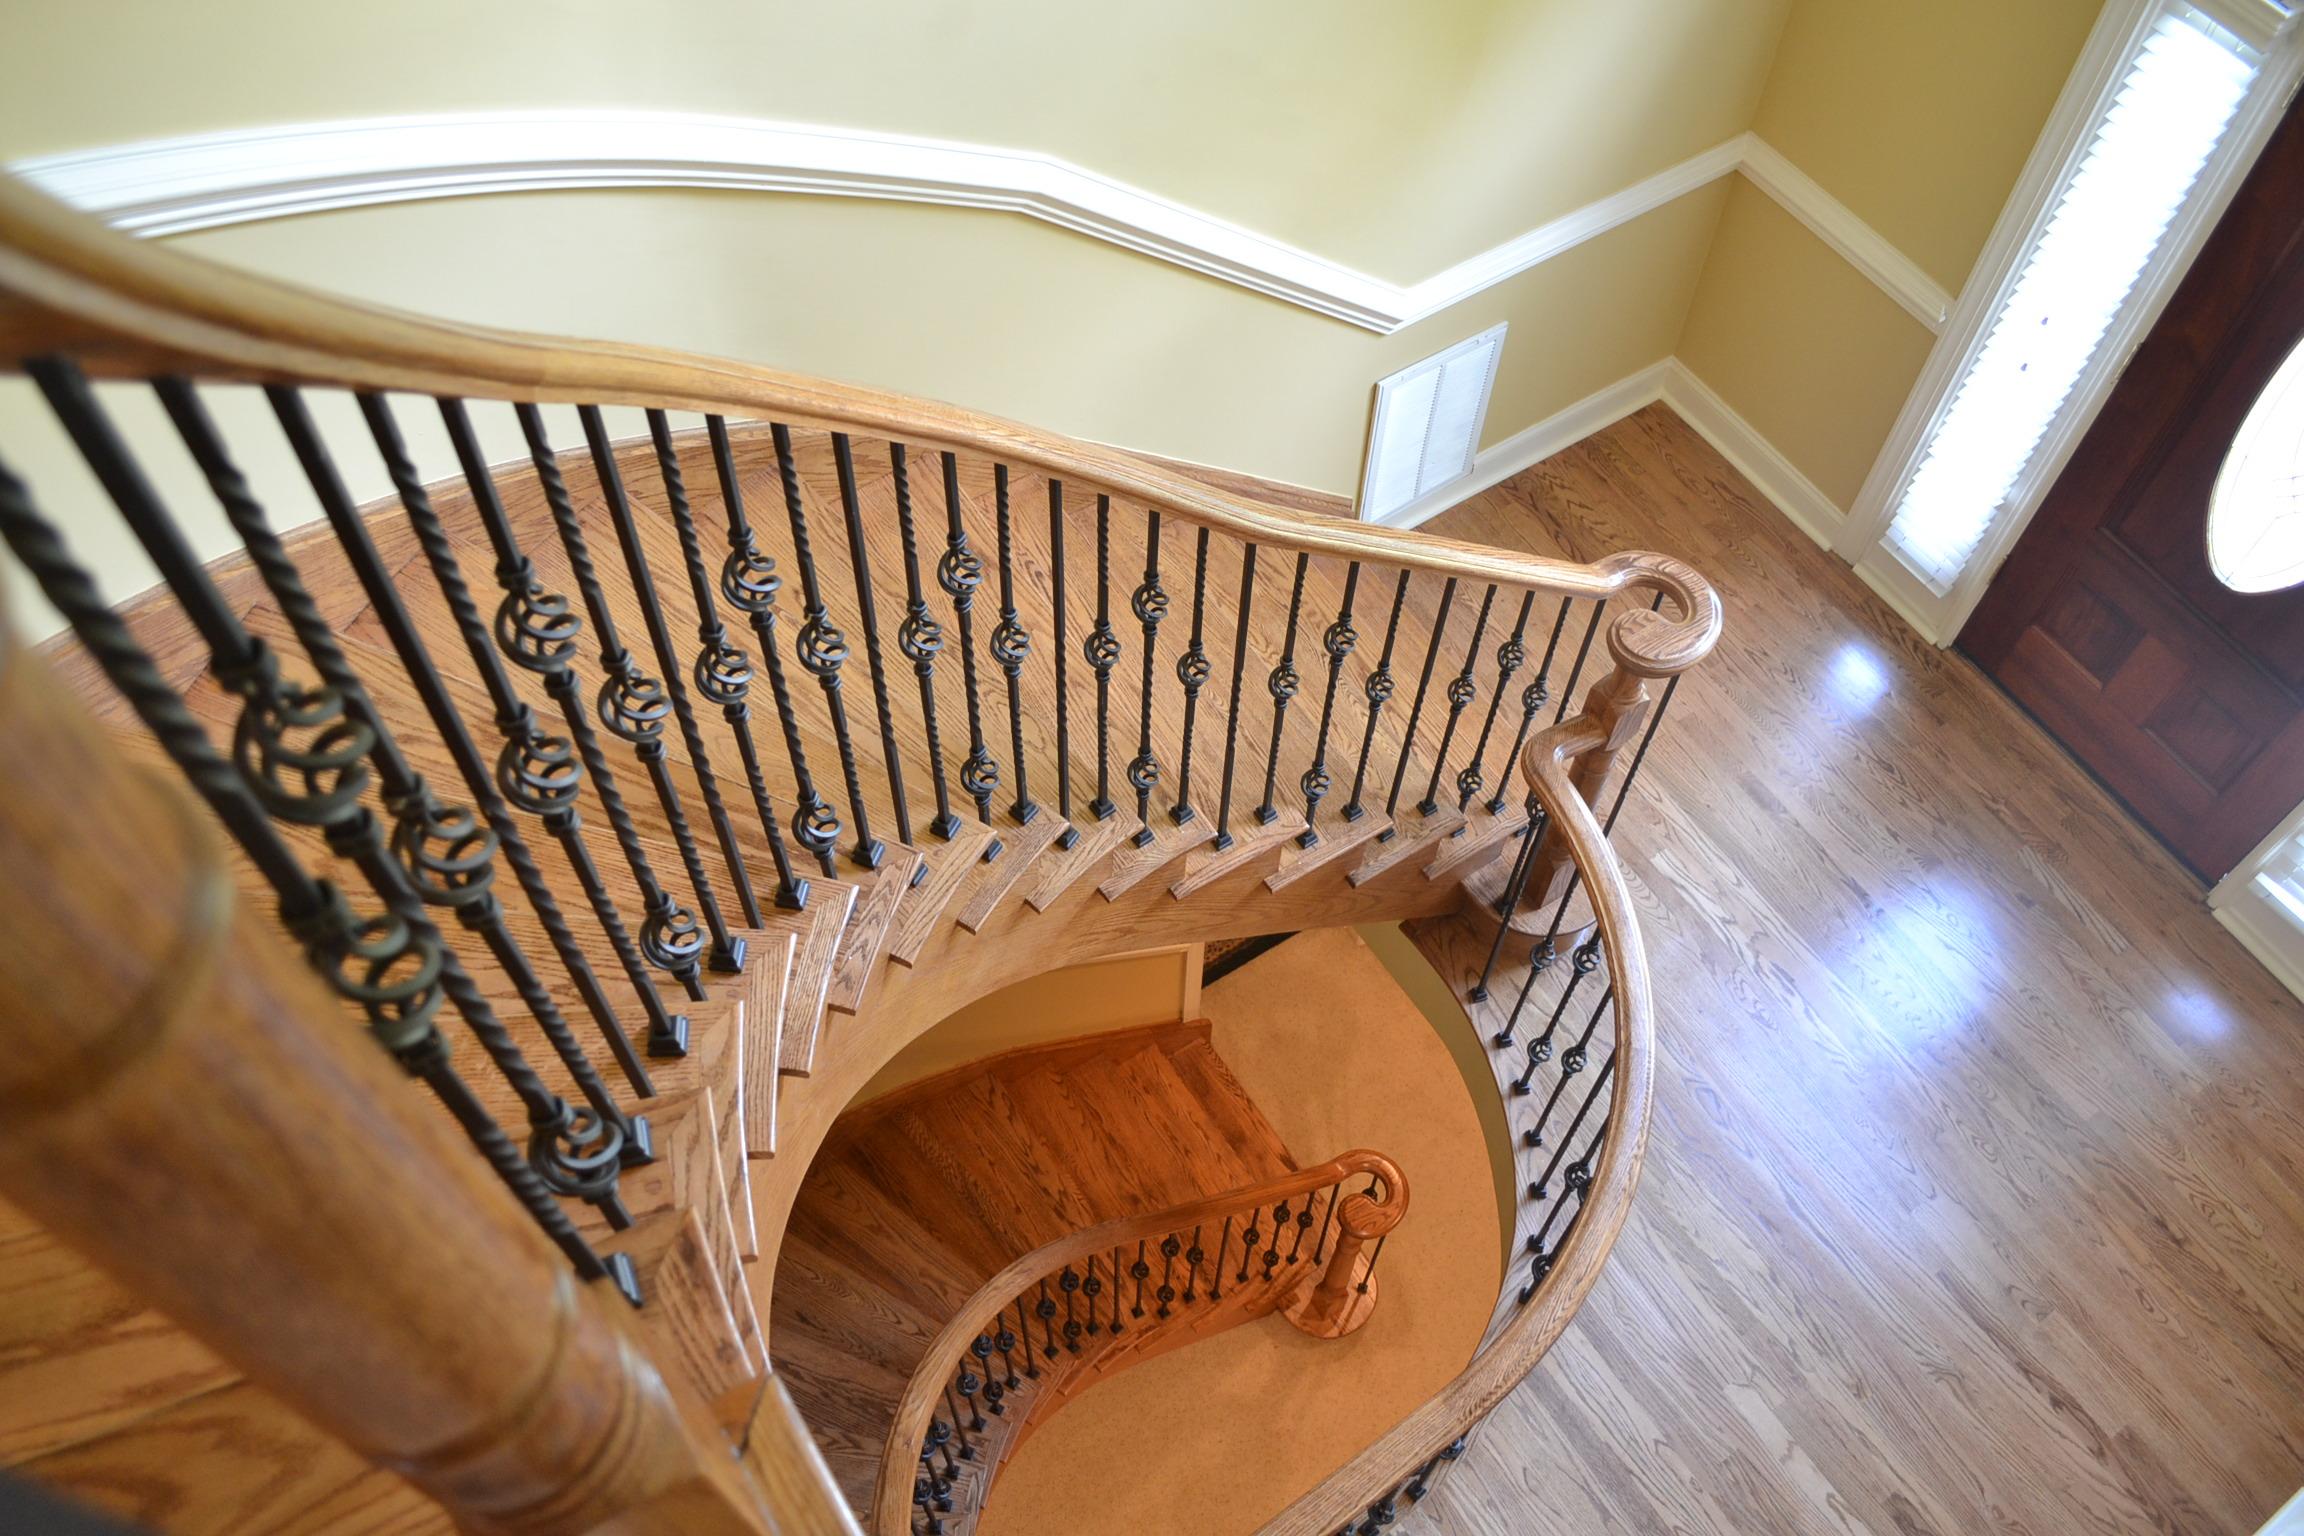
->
[774,1023,1302,1512]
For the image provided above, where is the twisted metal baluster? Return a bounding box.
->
[1513,936,1602,1090]
[989,464,1037,825]
[1419,583,1496,817]
[437,396,705,1004]
[438,399,711,1005]
[1170,527,1212,825]
[137,375,649,1200]
[647,410,805,909]
[1297,562,1360,845]
[0,437,633,1295]
[1468,797,1551,1004]
[1255,551,1310,824]
[1344,569,1410,823]
[1049,479,1076,847]
[771,422,884,870]
[1486,596,1572,815]
[936,450,1000,847]
[270,389,662,1110]
[1555,598,1607,725]
[1127,512,1168,845]
[1208,542,1258,852]
[1525,981,1612,1127]
[362,394,686,1077]
[580,405,763,926]
[889,443,962,841]
[1084,494,1121,821]
[516,404,745,974]
[831,431,914,849]
[1458,591,1533,812]
[1382,576,1456,829]
[707,415,842,878]
[1531,1054,1615,1199]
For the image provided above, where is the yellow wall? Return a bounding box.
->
[854,946,1202,1105]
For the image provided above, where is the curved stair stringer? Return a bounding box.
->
[871,1149,1409,1534]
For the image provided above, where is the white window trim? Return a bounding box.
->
[2210,799,2304,1002]
[1834,0,2304,646]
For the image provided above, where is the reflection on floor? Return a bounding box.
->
[980,927,1501,1535]
[1417,405,2304,1535]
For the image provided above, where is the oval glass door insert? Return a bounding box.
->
[2208,334,2304,594]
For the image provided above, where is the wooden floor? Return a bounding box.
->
[1415,405,2304,1535]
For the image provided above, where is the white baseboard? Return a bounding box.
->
[1654,360,1847,547]
[1368,361,1672,530]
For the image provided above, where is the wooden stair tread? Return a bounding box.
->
[1167,808,1307,898]
[771,1238,943,1381]
[1264,808,1393,890]
[1422,802,1528,881]
[892,1078,1100,1252]
[1102,1047,1267,1203]
[836,1129,1022,1284]
[953,812,1070,933]
[1159,1035,1298,1181]
[884,820,1003,967]
[1349,804,1468,885]
[1095,815,1218,901]
[780,1162,988,1316]
[0,1220,237,1468]
[1001,1067,1178,1216]
[1021,809,1143,912]
[765,879,859,1082]
[824,843,923,1015]
[605,1209,756,1420]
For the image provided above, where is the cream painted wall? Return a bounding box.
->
[0,0,1787,283]
[1677,180,1935,511]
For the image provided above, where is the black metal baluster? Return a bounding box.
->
[1130,1239,1150,1317]
[515,405,745,975]
[1127,514,1168,844]
[355,396,683,1080]
[1531,1054,1615,1199]
[1236,1209,1260,1285]
[1458,591,1533,813]
[1156,1233,1180,1318]
[1262,1202,1287,1280]
[1420,584,1496,817]
[1256,552,1310,824]
[0,430,638,1296]
[1081,1254,1104,1334]
[993,1312,1023,1388]
[647,410,806,910]
[1208,542,1258,851]
[1486,597,1572,815]
[1514,937,1602,1092]
[1297,562,1360,845]
[439,401,712,1007]
[831,431,914,849]
[1527,984,1613,1138]
[888,443,962,842]
[935,452,1001,850]
[1049,480,1077,847]
[1085,494,1121,822]
[956,1355,988,1432]
[707,416,842,879]
[970,1336,1006,1414]
[1170,528,1212,825]
[579,406,763,927]
[1312,1181,1341,1264]
[772,422,884,870]
[270,390,665,1118]
[1555,599,1607,725]
[1059,1265,1083,1351]
[1345,570,1410,823]
[1015,1296,1041,1378]
[1183,1224,1206,1302]
[1357,1232,1388,1296]
[989,464,1037,825]
[1382,577,1457,829]
[1286,1194,1315,1263]
[1209,1215,1232,1302]
[1521,1173,1593,1305]
[1469,799,1551,1005]
[1034,1277,1060,1357]
[1109,1246,1129,1335]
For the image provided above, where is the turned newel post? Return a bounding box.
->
[1515,555,1722,915]
[1281,1155,1407,1341]
[0,610,781,1536]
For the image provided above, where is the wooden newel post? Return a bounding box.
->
[1513,557,1722,921]
[0,614,778,1534]
[1280,1156,1407,1341]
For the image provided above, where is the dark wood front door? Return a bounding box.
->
[1960,93,2304,882]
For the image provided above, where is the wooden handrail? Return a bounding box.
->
[0,594,790,1534]
[868,1149,1407,1533]
[0,172,1719,663]
[1259,706,1659,1535]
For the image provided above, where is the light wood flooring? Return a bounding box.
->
[1412,404,2304,1535]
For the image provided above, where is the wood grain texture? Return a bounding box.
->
[824,846,923,1016]
[1394,405,2304,1536]
[883,820,1003,966]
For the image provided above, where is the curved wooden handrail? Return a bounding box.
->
[869,1149,1407,1533]
[0,173,1719,664]
[1258,714,1657,1535]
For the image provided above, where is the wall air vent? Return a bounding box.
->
[1357,323,1506,523]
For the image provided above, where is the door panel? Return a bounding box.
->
[1961,91,2304,881]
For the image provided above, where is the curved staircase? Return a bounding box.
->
[776,1023,1307,1513]
[0,170,1719,1536]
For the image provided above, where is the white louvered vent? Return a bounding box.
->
[1884,4,2263,593]
[1358,324,1506,522]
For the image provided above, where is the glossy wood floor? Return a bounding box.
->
[1415,405,2304,1535]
